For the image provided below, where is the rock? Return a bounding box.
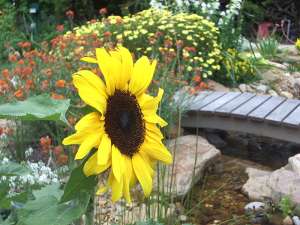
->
[278,44,299,56]
[294,78,300,88]
[166,135,221,196]
[289,154,300,176]
[282,216,293,225]
[280,91,294,99]
[268,89,278,96]
[242,154,300,205]
[207,79,230,92]
[255,84,269,94]
[179,215,187,222]
[244,202,266,213]
[292,216,300,225]
[242,168,272,200]
[260,68,285,83]
[239,84,247,92]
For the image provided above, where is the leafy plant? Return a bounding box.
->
[0,94,70,124]
[256,37,279,60]
[279,196,293,217]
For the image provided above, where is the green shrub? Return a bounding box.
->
[0,3,25,60]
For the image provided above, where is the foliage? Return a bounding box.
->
[256,37,279,60]
[214,48,257,85]
[0,2,25,60]
[279,196,294,217]
[0,94,70,124]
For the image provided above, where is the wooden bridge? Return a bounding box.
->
[181,91,300,144]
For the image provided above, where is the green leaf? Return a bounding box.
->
[0,94,70,124]
[60,163,97,203]
[0,162,30,176]
[17,184,90,225]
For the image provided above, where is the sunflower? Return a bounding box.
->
[63,46,172,202]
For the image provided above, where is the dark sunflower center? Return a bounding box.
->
[104,90,145,156]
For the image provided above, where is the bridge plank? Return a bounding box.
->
[265,99,300,124]
[215,92,255,115]
[200,92,241,113]
[248,96,286,121]
[231,95,271,118]
[190,91,226,110]
[283,105,300,127]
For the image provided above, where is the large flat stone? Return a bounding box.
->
[166,135,221,196]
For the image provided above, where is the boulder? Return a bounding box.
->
[242,154,300,205]
[166,135,221,196]
[207,79,230,92]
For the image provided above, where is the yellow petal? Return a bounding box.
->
[129,56,157,97]
[141,139,172,164]
[83,152,111,176]
[95,48,122,95]
[138,151,154,177]
[123,156,133,203]
[73,71,107,114]
[112,145,125,183]
[97,134,112,165]
[146,123,164,140]
[111,174,123,202]
[141,88,163,115]
[110,46,133,90]
[132,153,153,197]
[75,112,103,131]
[62,131,87,145]
[75,134,101,160]
[144,114,168,127]
[81,56,98,64]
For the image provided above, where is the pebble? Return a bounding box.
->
[255,84,268,93]
[293,216,300,225]
[283,216,293,225]
[239,84,247,92]
[268,89,278,96]
[244,202,265,213]
[280,91,293,99]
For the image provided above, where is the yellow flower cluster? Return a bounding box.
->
[224,48,255,82]
[72,8,222,78]
[296,39,300,52]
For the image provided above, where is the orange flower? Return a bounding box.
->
[103,31,112,37]
[25,79,34,90]
[99,7,107,15]
[17,59,25,65]
[55,79,66,88]
[40,136,52,153]
[57,154,68,165]
[8,54,17,62]
[51,93,65,100]
[14,89,24,99]
[0,80,9,93]
[193,75,201,83]
[1,69,10,79]
[21,67,33,78]
[41,80,49,91]
[66,10,74,19]
[53,145,63,156]
[56,24,64,32]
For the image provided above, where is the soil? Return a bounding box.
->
[186,155,272,225]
